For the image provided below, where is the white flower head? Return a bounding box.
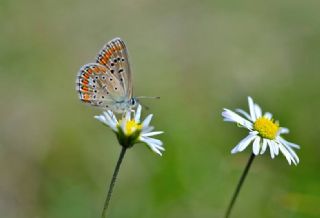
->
[94,105,165,156]
[222,97,300,165]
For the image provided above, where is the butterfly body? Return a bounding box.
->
[76,38,137,114]
[108,97,137,114]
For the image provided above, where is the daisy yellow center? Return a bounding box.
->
[124,119,142,136]
[253,117,279,140]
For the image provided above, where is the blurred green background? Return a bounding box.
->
[1,0,320,217]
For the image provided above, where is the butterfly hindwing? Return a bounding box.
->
[96,38,133,99]
[76,63,126,109]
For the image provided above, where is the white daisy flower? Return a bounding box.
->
[222,97,300,165]
[95,104,165,156]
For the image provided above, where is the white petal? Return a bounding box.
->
[103,111,112,121]
[95,114,117,131]
[279,127,290,135]
[142,131,164,137]
[271,141,279,155]
[125,110,131,121]
[140,136,165,156]
[235,109,252,121]
[143,137,163,146]
[152,148,163,156]
[267,140,275,158]
[253,137,261,155]
[107,111,118,125]
[260,139,268,154]
[264,112,273,119]
[145,142,163,155]
[222,109,253,130]
[120,119,126,133]
[142,126,155,133]
[231,133,257,153]
[103,111,118,127]
[248,96,256,121]
[134,104,142,123]
[254,104,262,118]
[145,141,165,151]
[95,115,107,124]
[281,141,299,165]
[106,110,115,120]
[278,143,293,165]
[151,147,163,155]
[231,146,240,154]
[152,143,165,151]
[278,137,300,149]
[142,114,153,128]
[223,118,235,122]
[251,130,259,135]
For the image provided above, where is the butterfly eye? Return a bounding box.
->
[130,98,136,106]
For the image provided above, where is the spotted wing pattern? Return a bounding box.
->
[96,38,133,99]
[76,63,126,109]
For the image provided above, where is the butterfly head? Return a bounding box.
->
[129,97,139,108]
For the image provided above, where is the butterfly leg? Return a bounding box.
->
[131,109,135,118]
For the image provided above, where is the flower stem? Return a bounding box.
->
[225,153,255,218]
[101,147,127,218]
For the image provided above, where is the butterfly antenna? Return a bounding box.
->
[136,96,160,99]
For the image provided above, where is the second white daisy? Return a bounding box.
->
[222,96,300,165]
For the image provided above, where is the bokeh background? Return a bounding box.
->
[1,0,320,217]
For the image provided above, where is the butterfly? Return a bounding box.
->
[76,38,138,114]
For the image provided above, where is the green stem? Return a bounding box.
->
[101,147,127,218]
[225,153,255,218]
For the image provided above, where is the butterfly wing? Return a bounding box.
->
[76,63,126,109]
[96,37,133,99]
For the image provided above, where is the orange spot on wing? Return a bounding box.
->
[81,79,89,84]
[81,86,89,91]
[83,73,89,79]
[87,69,93,74]
[99,58,106,65]
[98,65,105,71]
[82,94,90,100]
[104,54,110,61]
[93,66,102,73]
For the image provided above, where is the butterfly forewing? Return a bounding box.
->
[96,38,133,99]
[76,63,126,109]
